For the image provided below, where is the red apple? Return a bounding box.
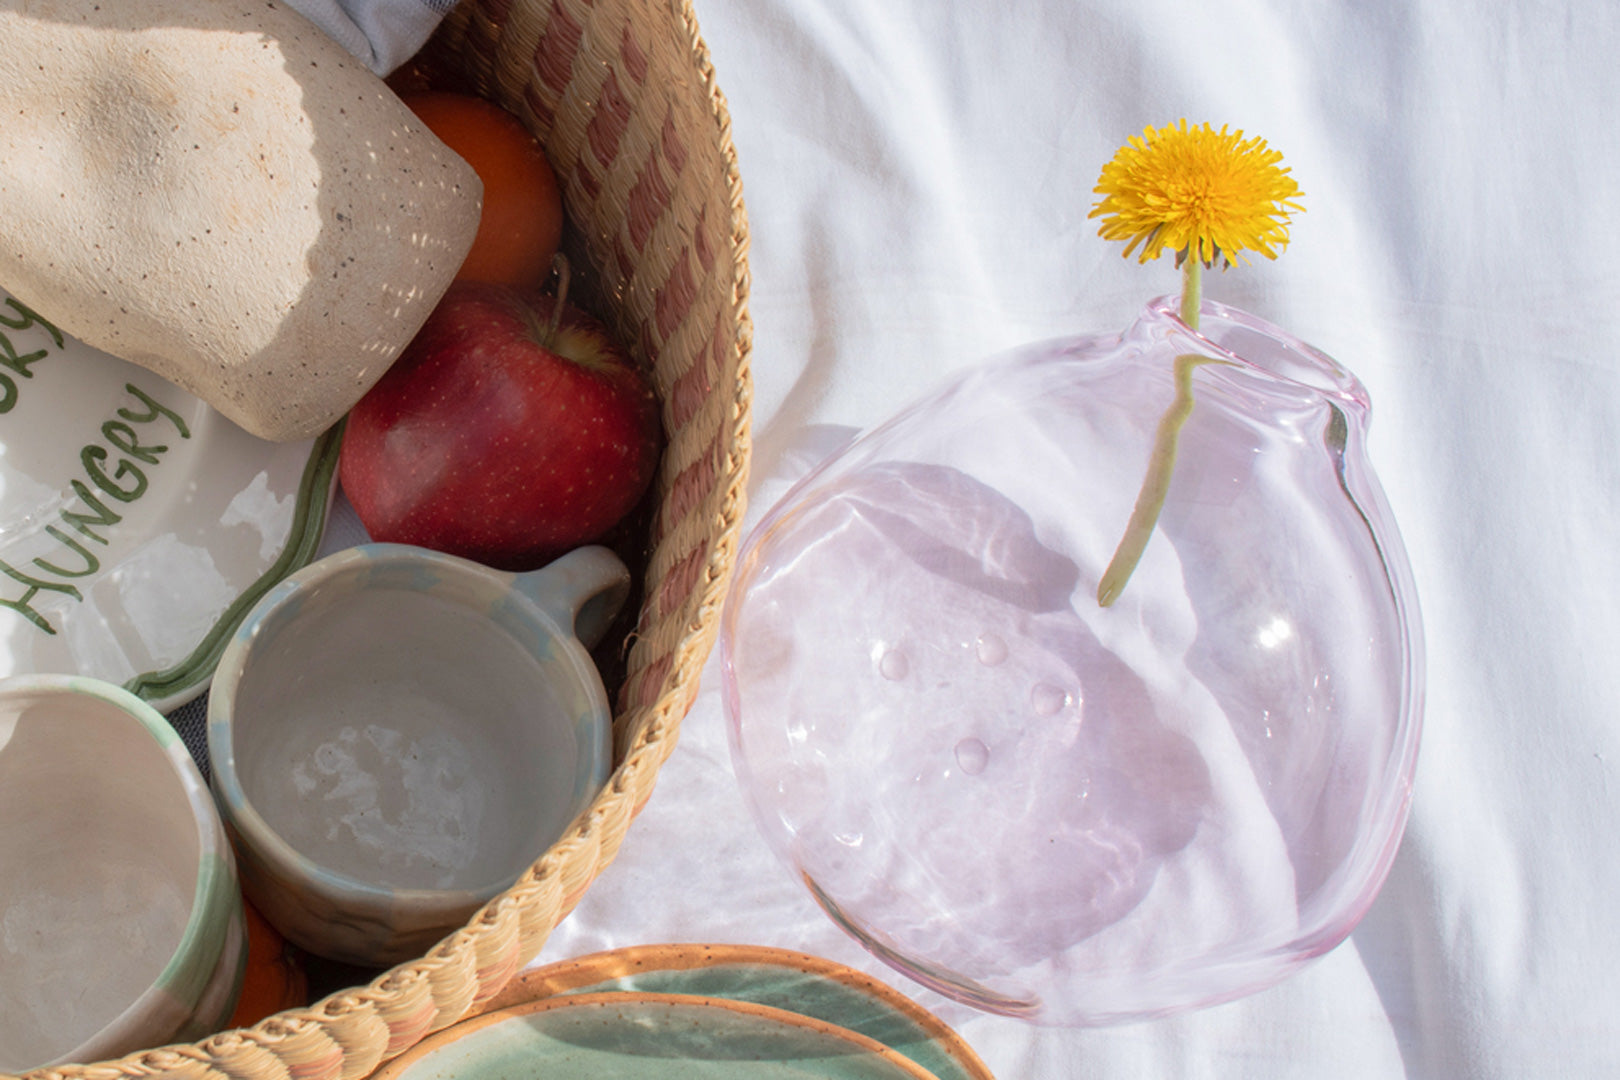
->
[339,280,661,570]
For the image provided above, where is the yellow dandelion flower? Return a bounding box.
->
[1089,121,1305,607]
[1090,119,1303,268]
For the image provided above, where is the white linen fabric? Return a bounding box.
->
[311,0,1620,1075]
[284,0,455,74]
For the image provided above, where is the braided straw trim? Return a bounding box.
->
[9,0,751,1075]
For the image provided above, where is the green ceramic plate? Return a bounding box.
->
[0,286,338,712]
[371,992,943,1080]
[485,944,993,1080]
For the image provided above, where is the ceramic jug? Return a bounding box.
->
[721,297,1424,1025]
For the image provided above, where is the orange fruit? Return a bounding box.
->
[401,91,564,289]
[228,899,309,1028]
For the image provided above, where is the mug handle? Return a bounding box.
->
[510,545,631,649]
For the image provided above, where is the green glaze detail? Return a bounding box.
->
[0,377,194,634]
[413,996,933,1079]
[0,296,64,344]
[78,674,184,749]
[124,419,343,704]
[47,673,184,748]
[155,851,238,1001]
[0,298,62,413]
[564,968,974,1080]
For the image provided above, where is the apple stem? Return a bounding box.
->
[543,253,571,349]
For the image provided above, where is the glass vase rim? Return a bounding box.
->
[1142,294,1370,410]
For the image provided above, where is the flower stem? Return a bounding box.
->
[1179,256,1202,330]
[1096,351,1221,607]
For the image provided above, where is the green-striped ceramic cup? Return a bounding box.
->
[207,543,625,968]
[0,674,246,1072]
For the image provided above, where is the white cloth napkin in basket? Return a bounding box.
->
[285,0,458,75]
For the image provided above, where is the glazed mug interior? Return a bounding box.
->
[0,674,241,1072]
[207,543,625,966]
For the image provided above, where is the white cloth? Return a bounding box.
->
[284,0,456,74]
[315,0,1620,1075]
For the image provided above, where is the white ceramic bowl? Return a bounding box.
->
[0,675,245,1072]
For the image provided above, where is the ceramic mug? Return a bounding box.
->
[206,543,627,967]
[0,674,246,1073]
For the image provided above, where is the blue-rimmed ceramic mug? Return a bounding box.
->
[0,674,245,1072]
[206,543,627,967]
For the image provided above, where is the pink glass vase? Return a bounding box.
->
[720,297,1423,1026]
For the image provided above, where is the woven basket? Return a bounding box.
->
[9,0,752,1077]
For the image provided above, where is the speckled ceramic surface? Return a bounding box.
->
[489,945,994,1080]
[0,674,245,1072]
[0,286,338,712]
[207,543,625,966]
[371,992,945,1080]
